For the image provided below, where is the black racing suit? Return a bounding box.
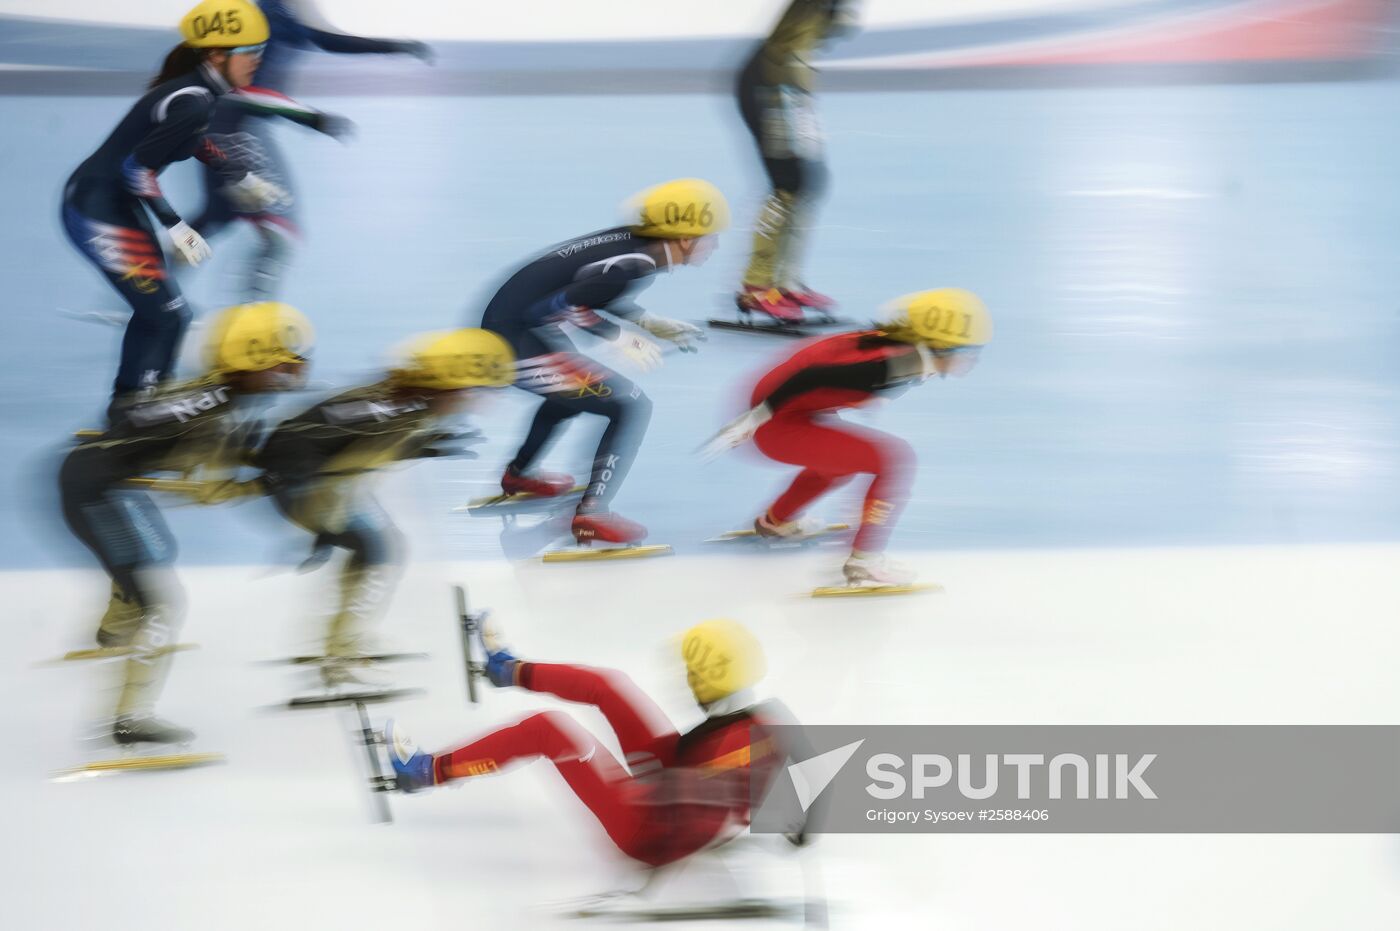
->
[58,375,258,717]
[478,227,668,511]
[255,381,440,658]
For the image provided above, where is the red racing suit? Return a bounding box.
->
[433,662,795,867]
[749,331,920,551]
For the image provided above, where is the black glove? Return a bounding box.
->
[412,429,485,460]
[297,534,335,573]
[397,40,434,64]
[312,113,356,141]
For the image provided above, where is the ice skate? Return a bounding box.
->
[283,654,424,710]
[113,715,195,747]
[542,512,672,562]
[811,552,939,598]
[708,513,849,545]
[708,287,817,338]
[781,284,837,313]
[458,467,585,512]
[383,719,437,793]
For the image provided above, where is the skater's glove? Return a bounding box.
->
[311,112,356,142]
[698,404,772,460]
[637,313,705,353]
[167,221,212,266]
[411,430,484,459]
[397,40,435,64]
[298,533,335,573]
[611,331,663,372]
[224,172,293,213]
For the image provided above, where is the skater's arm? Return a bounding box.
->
[124,94,217,227]
[763,359,889,410]
[278,0,427,56]
[226,87,348,136]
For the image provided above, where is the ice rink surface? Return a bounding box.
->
[4,77,1400,928]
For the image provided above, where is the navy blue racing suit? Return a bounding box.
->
[478,228,670,511]
[62,62,243,397]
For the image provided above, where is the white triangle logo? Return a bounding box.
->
[787,739,865,812]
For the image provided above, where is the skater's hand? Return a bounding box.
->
[412,430,484,459]
[698,405,772,460]
[637,313,705,353]
[313,113,356,142]
[611,331,663,373]
[167,221,212,266]
[224,172,293,213]
[398,40,434,64]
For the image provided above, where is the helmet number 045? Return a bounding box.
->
[189,9,243,39]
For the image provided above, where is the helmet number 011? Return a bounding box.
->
[190,9,243,40]
[922,307,973,341]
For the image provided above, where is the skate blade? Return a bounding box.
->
[542,544,673,563]
[706,318,813,338]
[810,582,940,598]
[456,485,586,512]
[72,428,104,440]
[283,687,425,710]
[52,751,224,781]
[566,897,802,920]
[51,642,198,664]
[708,523,850,543]
[262,652,429,667]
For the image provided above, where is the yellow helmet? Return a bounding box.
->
[205,302,313,373]
[627,178,730,239]
[180,0,270,48]
[681,619,766,706]
[880,288,992,349]
[391,328,515,390]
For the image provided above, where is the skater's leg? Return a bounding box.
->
[756,416,914,552]
[282,485,404,658]
[59,469,187,718]
[508,396,580,473]
[435,710,653,853]
[62,203,191,396]
[520,663,678,766]
[753,414,855,520]
[243,213,300,301]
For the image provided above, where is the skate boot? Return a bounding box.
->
[781,285,837,313]
[501,465,575,498]
[479,617,520,688]
[113,715,195,747]
[754,512,828,541]
[572,511,648,545]
[318,654,392,692]
[384,719,437,792]
[736,285,805,324]
[842,551,915,587]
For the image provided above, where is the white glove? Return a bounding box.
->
[224,172,292,213]
[167,221,212,266]
[637,313,705,353]
[611,331,663,372]
[699,405,772,461]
